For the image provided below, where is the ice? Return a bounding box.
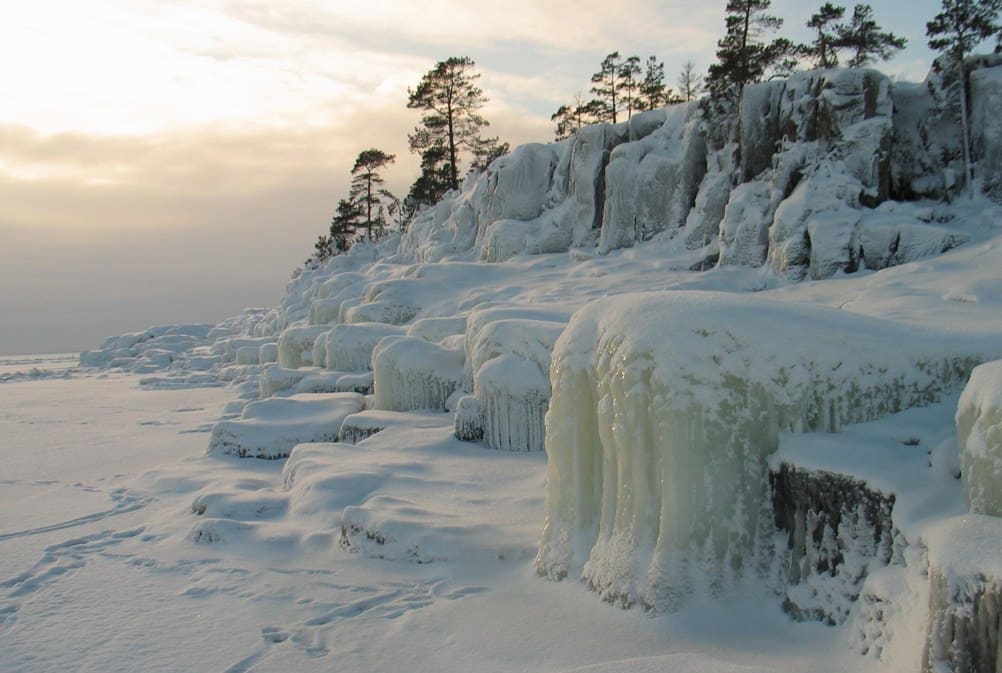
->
[372,336,465,412]
[463,315,565,452]
[277,325,331,369]
[537,291,990,611]
[767,172,862,281]
[600,103,705,252]
[718,180,773,267]
[405,316,467,343]
[957,360,1002,516]
[923,515,1002,673]
[207,392,363,459]
[259,365,309,398]
[475,355,550,452]
[971,62,1002,200]
[258,342,278,364]
[323,323,406,372]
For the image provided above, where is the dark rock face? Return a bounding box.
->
[770,463,899,625]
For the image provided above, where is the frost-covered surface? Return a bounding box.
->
[957,360,1002,515]
[207,393,363,459]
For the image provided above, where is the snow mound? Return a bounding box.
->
[536,291,988,611]
[207,392,364,459]
[957,360,1002,516]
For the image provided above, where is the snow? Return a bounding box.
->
[956,360,1002,515]
[207,392,364,459]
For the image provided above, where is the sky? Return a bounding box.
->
[0,0,959,354]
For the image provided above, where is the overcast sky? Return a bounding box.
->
[0,0,962,354]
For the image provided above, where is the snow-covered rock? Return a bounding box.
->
[207,392,364,459]
[957,360,1002,516]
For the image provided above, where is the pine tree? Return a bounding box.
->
[313,235,334,263]
[329,198,362,251]
[405,145,452,211]
[677,60,705,102]
[349,148,396,241]
[619,55,643,119]
[807,2,847,67]
[840,4,907,67]
[640,56,669,109]
[590,52,624,123]
[470,136,510,173]
[706,0,793,97]
[407,56,490,192]
[551,94,596,140]
[927,0,1002,196]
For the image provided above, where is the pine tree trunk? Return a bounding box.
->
[366,173,373,240]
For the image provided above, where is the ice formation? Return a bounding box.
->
[957,360,1002,516]
[207,392,363,459]
[322,323,405,372]
[372,336,465,412]
[536,291,986,611]
[923,516,1002,673]
[277,325,330,369]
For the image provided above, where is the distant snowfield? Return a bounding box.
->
[1,373,883,673]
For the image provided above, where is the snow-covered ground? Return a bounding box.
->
[2,371,880,673]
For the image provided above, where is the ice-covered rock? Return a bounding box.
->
[207,392,364,459]
[372,336,465,412]
[453,395,484,442]
[405,316,468,343]
[718,180,773,267]
[858,206,969,271]
[770,464,900,624]
[971,62,1002,201]
[923,515,1002,673]
[323,323,406,372]
[957,360,1002,516]
[565,123,628,248]
[259,366,309,398]
[476,355,550,452]
[462,313,565,451]
[767,171,863,280]
[600,103,705,252]
[536,291,985,611]
[277,325,330,369]
[256,342,277,364]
